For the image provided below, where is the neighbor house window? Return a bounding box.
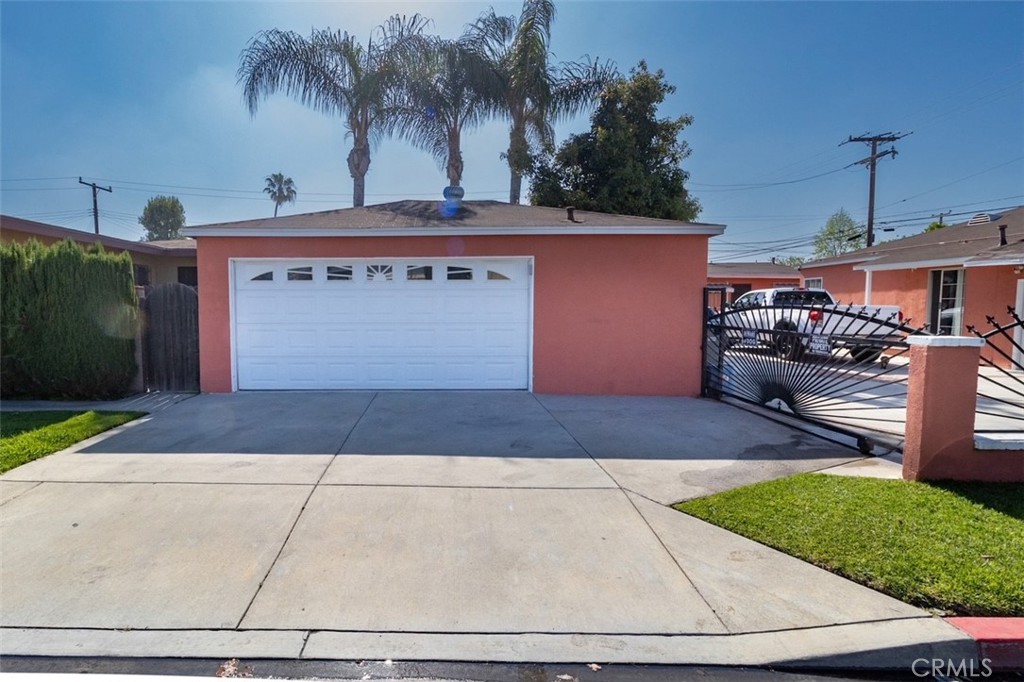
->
[134,264,151,287]
[178,266,198,287]
[929,269,964,335]
[804,277,823,289]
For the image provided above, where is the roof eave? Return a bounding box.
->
[183,224,727,238]
[855,257,968,272]
[963,257,1024,268]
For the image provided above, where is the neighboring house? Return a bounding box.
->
[707,261,802,303]
[0,215,197,287]
[183,200,725,395]
[800,206,1024,367]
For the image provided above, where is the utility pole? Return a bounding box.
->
[841,132,911,247]
[78,177,112,235]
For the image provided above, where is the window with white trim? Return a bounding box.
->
[804,277,823,289]
[929,269,964,335]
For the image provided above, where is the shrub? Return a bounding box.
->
[1,239,138,399]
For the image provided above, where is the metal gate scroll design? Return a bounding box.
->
[968,306,1024,434]
[702,287,931,451]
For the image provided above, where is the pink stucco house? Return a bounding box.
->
[800,206,1024,368]
[183,200,724,396]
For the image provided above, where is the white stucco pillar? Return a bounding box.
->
[864,269,873,305]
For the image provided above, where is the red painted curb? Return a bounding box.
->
[947,618,1024,670]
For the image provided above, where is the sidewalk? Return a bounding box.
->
[0,391,196,414]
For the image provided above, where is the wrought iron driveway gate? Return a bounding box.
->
[968,306,1024,435]
[701,287,930,452]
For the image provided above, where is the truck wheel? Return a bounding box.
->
[773,323,804,361]
[850,346,882,364]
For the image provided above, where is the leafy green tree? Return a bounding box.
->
[464,0,616,203]
[238,15,430,207]
[776,255,806,268]
[389,34,502,190]
[812,208,864,259]
[528,61,700,221]
[264,172,297,217]
[924,219,946,233]
[138,196,185,241]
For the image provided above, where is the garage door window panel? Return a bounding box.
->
[287,266,314,282]
[327,266,353,281]
[407,265,433,281]
[447,266,473,281]
[367,265,394,282]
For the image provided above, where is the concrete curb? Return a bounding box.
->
[947,617,1024,671]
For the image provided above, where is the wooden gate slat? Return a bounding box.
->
[143,283,199,392]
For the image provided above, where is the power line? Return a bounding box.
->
[877,156,1024,211]
[687,164,854,191]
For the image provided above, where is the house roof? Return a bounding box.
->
[182,200,726,237]
[801,206,1024,272]
[707,261,802,279]
[0,214,196,256]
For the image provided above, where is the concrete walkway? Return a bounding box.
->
[0,392,975,667]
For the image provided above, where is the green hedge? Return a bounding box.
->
[1,239,138,399]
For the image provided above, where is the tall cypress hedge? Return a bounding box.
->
[1,239,138,399]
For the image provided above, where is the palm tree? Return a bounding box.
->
[388,34,503,191]
[263,173,296,217]
[465,0,617,204]
[238,15,430,207]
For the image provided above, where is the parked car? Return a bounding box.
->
[719,288,904,362]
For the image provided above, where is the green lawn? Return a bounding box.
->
[675,474,1024,617]
[0,411,145,474]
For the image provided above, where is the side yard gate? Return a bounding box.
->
[142,282,200,392]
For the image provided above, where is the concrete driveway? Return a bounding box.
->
[0,392,973,666]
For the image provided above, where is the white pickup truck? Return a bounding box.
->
[715,287,904,362]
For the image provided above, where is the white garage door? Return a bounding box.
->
[232,258,532,390]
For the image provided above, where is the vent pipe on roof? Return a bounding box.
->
[998,224,1008,246]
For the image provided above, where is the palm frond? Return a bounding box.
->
[238,28,358,119]
[550,56,619,120]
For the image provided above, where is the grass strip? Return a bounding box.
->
[0,411,144,474]
[675,473,1024,616]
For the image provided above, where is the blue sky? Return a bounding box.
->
[1,1,1022,262]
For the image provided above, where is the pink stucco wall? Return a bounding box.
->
[195,233,710,396]
[963,266,1022,367]
[803,262,1022,366]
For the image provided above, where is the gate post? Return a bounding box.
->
[903,336,985,481]
[132,286,146,393]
